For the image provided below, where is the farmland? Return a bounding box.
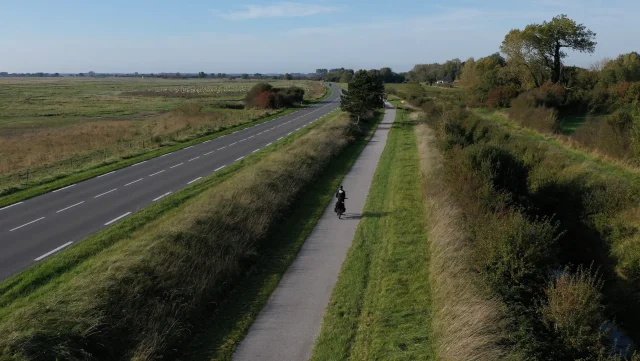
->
[0,77,325,194]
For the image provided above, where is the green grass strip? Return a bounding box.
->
[0,86,331,208]
[180,112,383,361]
[310,107,434,360]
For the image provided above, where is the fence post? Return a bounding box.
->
[26,169,29,183]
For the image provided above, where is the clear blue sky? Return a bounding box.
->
[1,0,638,73]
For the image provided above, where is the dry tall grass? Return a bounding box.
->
[0,107,268,175]
[415,124,515,361]
[0,114,353,360]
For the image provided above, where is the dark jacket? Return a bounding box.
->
[336,189,346,201]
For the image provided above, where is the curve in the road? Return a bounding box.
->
[0,85,342,281]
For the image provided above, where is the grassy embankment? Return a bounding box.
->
[0,107,379,361]
[310,103,434,360]
[0,80,329,208]
[426,101,640,360]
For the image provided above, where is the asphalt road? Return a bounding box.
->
[0,84,342,281]
[232,102,396,361]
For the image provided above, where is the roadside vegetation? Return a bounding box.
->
[311,103,433,361]
[0,78,325,199]
[0,107,363,361]
[374,14,640,357]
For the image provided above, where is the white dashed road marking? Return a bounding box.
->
[188,157,200,162]
[170,163,183,169]
[97,171,115,178]
[34,242,73,261]
[94,188,117,198]
[52,184,76,193]
[0,202,23,211]
[187,177,202,185]
[149,170,165,177]
[56,201,84,213]
[125,178,144,186]
[10,217,45,232]
[153,192,172,202]
[105,212,131,226]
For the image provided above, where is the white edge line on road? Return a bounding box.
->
[52,184,75,193]
[131,160,147,167]
[56,201,85,213]
[187,177,202,185]
[188,157,200,162]
[10,217,45,232]
[0,202,23,211]
[153,192,172,202]
[185,146,194,149]
[105,212,131,226]
[170,163,183,168]
[203,140,211,143]
[215,165,226,171]
[252,149,260,153]
[125,178,144,186]
[266,142,272,146]
[159,153,169,157]
[235,156,244,162]
[34,241,73,261]
[149,170,165,177]
[94,188,117,198]
[277,137,283,140]
[287,132,292,135]
[97,171,115,178]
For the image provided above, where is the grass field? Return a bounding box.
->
[559,114,588,134]
[310,105,434,361]
[0,78,325,189]
[0,78,326,207]
[0,106,356,360]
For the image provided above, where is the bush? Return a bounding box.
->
[572,108,640,160]
[245,83,305,109]
[508,94,560,134]
[487,85,520,108]
[541,266,606,357]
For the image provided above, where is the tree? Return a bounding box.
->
[340,70,384,123]
[339,72,353,83]
[519,15,596,83]
[241,73,249,79]
[198,71,206,78]
[88,71,96,77]
[283,73,293,80]
[501,29,548,88]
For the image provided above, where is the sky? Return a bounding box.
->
[1,0,639,73]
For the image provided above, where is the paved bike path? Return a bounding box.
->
[232,103,396,361]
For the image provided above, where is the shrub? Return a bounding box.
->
[508,95,560,134]
[541,266,606,357]
[245,83,306,109]
[487,85,520,108]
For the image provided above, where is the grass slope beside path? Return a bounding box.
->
[180,111,383,361]
[0,85,332,209]
[310,106,434,361]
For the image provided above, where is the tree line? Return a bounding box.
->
[315,67,406,83]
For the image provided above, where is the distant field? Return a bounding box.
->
[0,77,325,190]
